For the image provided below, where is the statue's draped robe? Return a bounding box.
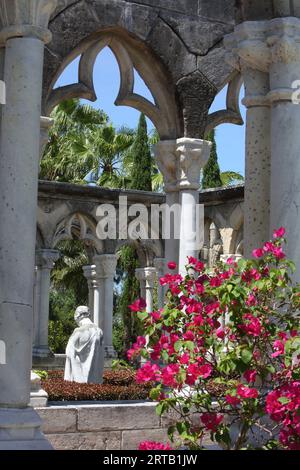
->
[64,324,104,384]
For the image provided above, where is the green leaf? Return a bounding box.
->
[241,348,253,364]
[278,397,291,405]
[137,310,148,321]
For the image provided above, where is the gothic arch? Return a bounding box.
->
[52,212,103,255]
[44,29,181,140]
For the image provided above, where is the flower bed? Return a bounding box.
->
[42,369,153,401]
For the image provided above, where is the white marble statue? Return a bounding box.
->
[64,306,104,384]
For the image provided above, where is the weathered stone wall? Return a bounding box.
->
[37,180,244,263]
[37,401,215,450]
[38,402,170,450]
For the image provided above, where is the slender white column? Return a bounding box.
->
[82,265,96,321]
[94,254,117,358]
[0,0,58,449]
[154,258,166,309]
[176,138,211,274]
[154,141,180,268]
[33,250,60,357]
[135,267,157,313]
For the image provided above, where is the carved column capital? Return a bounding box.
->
[93,254,117,279]
[0,0,58,44]
[35,249,60,270]
[153,140,177,192]
[135,267,157,289]
[224,21,270,74]
[175,138,211,191]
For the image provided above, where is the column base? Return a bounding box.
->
[104,346,117,359]
[32,346,53,359]
[0,407,52,450]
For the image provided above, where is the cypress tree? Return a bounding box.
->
[130,113,152,191]
[202,129,222,189]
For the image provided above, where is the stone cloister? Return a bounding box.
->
[0,0,299,449]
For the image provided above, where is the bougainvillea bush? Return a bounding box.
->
[129,228,300,450]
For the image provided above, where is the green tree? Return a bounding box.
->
[202,129,222,189]
[129,113,152,191]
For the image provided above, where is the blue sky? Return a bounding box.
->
[56,48,246,176]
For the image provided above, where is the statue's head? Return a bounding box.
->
[74,306,90,325]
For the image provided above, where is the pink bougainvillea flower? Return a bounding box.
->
[136,362,160,383]
[183,330,195,341]
[198,364,213,379]
[237,384,258,399]
[226,395,241,406]
[129,298,147,312]
[243,369,257,383]
[273,227,286,239]
[216,327,225,340]
[188,256,198,265]
[139,441,173,450]
[272,246,286,260]
[167,261,177,270]
[150,311,161,322]
[271,340,285,358]
[161,364,180,388]
[240,313,262,337]
[201,413,223,432]
[246,293,257,307]
[252,248,264,259]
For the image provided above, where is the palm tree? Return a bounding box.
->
[220,171,244,187]
[40,99,108,182]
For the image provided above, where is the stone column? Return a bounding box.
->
[267,18,300,277]
[225,17,300,277]
[33,250,60,358]
[154,141,180,269]
[82,265,96,321]
[225,25,271,257]
[0,0,58,449]
[154,258,166,309]
[176,139,211,274]
[135,267,157,313]
[94,254,117,358]
[154,139,211,274]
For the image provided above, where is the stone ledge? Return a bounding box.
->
[38,408,77,434]
[46,431,121,451]
[77,402,161,432]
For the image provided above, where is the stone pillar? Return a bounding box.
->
[0,0,58,449]
[225,17,300,277]
[82,265,96,321]
[267,18,300,277]
[154,141,180,268]
[225,25,271,257]
[135,267,157,313]
[176,139,211,274]
[94,254,117,358]
[154,258,166,309]
[154,139,211,274]
[33,250,60,358]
